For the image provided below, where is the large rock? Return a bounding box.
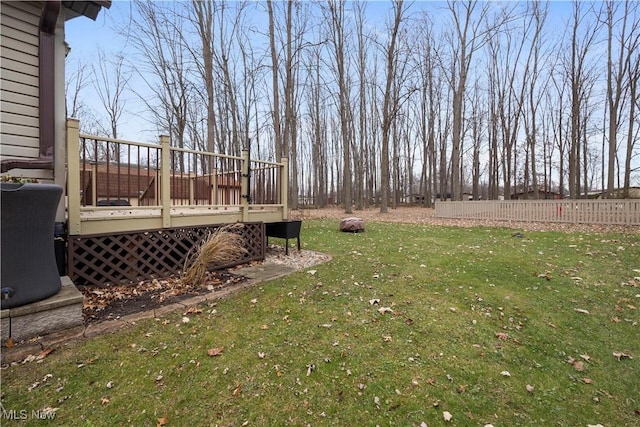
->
[340,217,365,233]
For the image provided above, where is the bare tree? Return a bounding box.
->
[623,7,640,195]
[444,0,492,200]
[65,56,103,135]
[266,0,283,161]
[353,0,370,209]
[305,42,328,207]
[65,57,90,119]
[325,0,354,213]
[566,0,600,198]
[92,50,132,139]
[189,0,218,164]
[380,0,409,213]
[129,1,192,157]
[603,0,640,197]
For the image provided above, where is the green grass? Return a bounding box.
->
[2,220,639,426]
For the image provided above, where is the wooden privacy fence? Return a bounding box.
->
[435,200,640,225]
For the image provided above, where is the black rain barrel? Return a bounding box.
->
[1,183,63,309]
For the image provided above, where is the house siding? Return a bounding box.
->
[0,1,41,168]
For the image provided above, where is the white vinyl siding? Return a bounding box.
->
[0,1,41,162]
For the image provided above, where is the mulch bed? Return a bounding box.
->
[79,270,247,324]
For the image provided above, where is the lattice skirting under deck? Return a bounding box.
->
[68,223,264,287]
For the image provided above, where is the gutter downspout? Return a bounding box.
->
[0,1,61,173]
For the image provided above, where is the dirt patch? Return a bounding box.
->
[79,245,330,324]
[79,270,246,324]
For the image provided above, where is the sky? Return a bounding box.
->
[65,1,576,141]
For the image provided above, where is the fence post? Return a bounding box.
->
[67,119,81,235]
[280,156,289,220]
[241,150,250,222]
[160,135,171,228]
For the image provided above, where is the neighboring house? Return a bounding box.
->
[1,0,111,220]
[588,187,640,199]
[511,189,562,200]
[402,194,424,204]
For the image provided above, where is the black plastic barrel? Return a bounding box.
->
[1,183,63,309]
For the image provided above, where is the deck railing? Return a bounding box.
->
[66,119,288,235]
[435,200,640,226]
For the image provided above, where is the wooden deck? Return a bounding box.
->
[66,119,289,236]
[76,205,286,235]
[64,119,289,286]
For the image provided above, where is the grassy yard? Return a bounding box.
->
[1,220,639,426]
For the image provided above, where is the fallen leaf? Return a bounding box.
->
[184,307,202,315]
[378,307,393,314]
[207,347,224,357]
[306,363,315,376]
[526,384,534,393]
[573,361,585,372]
[181,316,190,323]
[5,337,14,348]
[613,351,633,361]
[36,348,54,361]
[583,378,593,384]
[250,298,258,304]
[500,371,511,377]
[369,298,380,305]
[157,417,169,426]
[258,352,265,359]
[232,384,242,396]
[574,308,590,314]
[443,411,453,422]
[106,381,114,389]
[101,397,110,405]
[495,332,508,340]
[260,324,269,330]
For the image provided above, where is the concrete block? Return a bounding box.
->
[10,303,83,342]
[1,317,9,342]
[2,277,84,342]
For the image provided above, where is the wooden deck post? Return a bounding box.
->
[67,119,81,235]
[280,156,289,220]
[160,135,171,228]
[241,149,250,222]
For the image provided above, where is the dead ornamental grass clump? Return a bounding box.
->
[182,224,248,287]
